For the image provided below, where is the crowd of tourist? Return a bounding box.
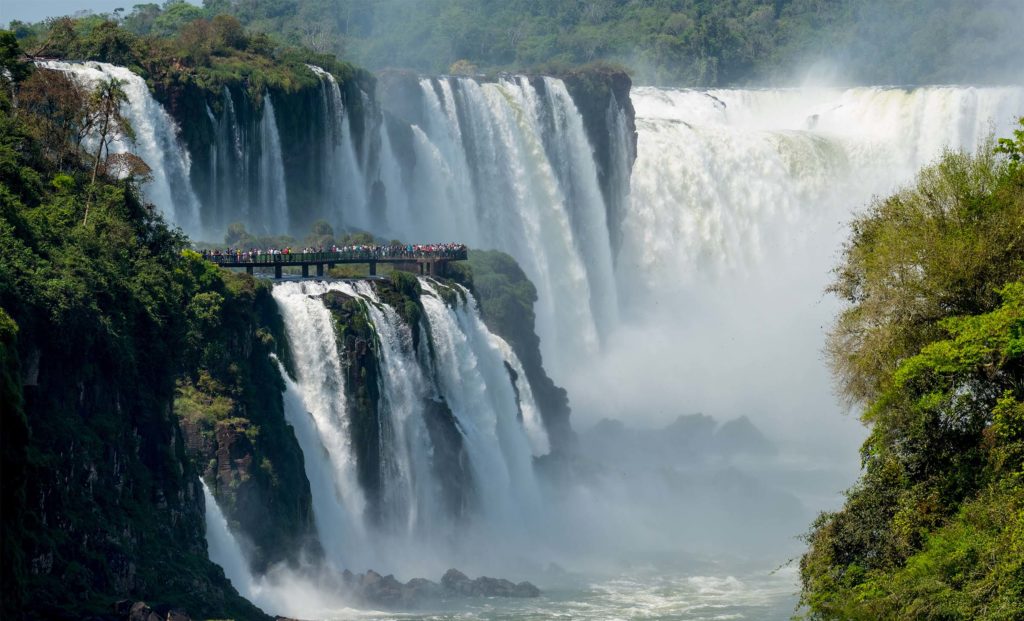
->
[200,243,467,263]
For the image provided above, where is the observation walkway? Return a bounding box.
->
[202,246,468,279]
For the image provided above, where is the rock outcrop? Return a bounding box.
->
[341,568,540,609]
[441,569,542,598]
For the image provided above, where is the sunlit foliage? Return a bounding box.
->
[800,121,1024,620]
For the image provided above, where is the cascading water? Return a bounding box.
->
[371,76,619,380]
[35,61,202,236]
[30,64,1022,401]
[201,478,256,598]
[30,62,620,382]
[619,86,1024,290]
[256,95,290,234]
[196,86,294,236]
[270,277,548,576]
[417,280,544,529]
[271,281,371,570]
[308,66,367,228]
[568,84,1024,453]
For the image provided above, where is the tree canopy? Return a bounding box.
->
[7,1,1022,86]
[800,122,1024,620]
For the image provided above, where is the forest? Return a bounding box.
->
[8,0,1020,85]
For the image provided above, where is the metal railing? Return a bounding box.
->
[201,248,468,265]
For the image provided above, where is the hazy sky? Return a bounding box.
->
[1,0,199,26]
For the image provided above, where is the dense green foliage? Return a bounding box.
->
[8,8,370,101]
[0,37,269,619]
[111,0,1024,86]
[800,124,1024,620]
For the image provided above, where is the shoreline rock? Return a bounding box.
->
[343,567,541,608]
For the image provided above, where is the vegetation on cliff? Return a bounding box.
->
[9,9,371,101]
[799,122,1024,619]
[0,34,269,619]
[173,255,319,574]
[129,0,1024,86]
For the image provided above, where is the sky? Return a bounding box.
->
[1,0,198,25]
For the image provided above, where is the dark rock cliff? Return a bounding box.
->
[173,264,319,574]
[556,65,638,256]
[0,274,268,621]
[150,65,377,237]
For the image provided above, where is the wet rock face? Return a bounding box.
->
[175,277,319,573]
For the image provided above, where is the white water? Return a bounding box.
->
[35,61,202,235]
[418,280,544,536]
[271,278,549,577]
[620,86,1024,288]
[257,94,290,233]
[569,85,1024,452]
[370,76,616,381]
[201,478,256,597]
[309,66,368,227]
[272,281,371,570]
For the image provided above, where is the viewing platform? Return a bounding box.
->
[202,246,468,279]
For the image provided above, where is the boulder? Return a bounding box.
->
[401,577,442,603]
[441,568,472,595]
[165,609,191,621]
[470,576,518,597]
[128,602,161,621]
[358,570,406,606]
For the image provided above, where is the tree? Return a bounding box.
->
[176,18,216,65]
[211,14,246,50]
[78,19,136,64]
[84,78,133,224]
[449,59,477,76]
[0,32,31,92]
[800,122,1024,620]
[17,69,93,169]
[827,137,1024,406]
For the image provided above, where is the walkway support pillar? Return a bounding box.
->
[369,261,377,276]
[317,263,324,277]
[302,264,309,278]
[274,265,282,279]
[246,266,254,275]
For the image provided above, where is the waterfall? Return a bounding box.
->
[619,85,1024,292]
[370,76,618,381]
[34,61,202,236]
[418,279,544,529]
[201,478,255,597]
[308,66,367,227]
[256,95,290,234]
[270,277,548,575]
[201,87,250,235]
[271,281,371,570]
[567,84,1024,449]
[29,64,1021,392]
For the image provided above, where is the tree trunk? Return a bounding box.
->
[84,112,111,226]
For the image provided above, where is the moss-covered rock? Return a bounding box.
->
[173,264,318,574]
